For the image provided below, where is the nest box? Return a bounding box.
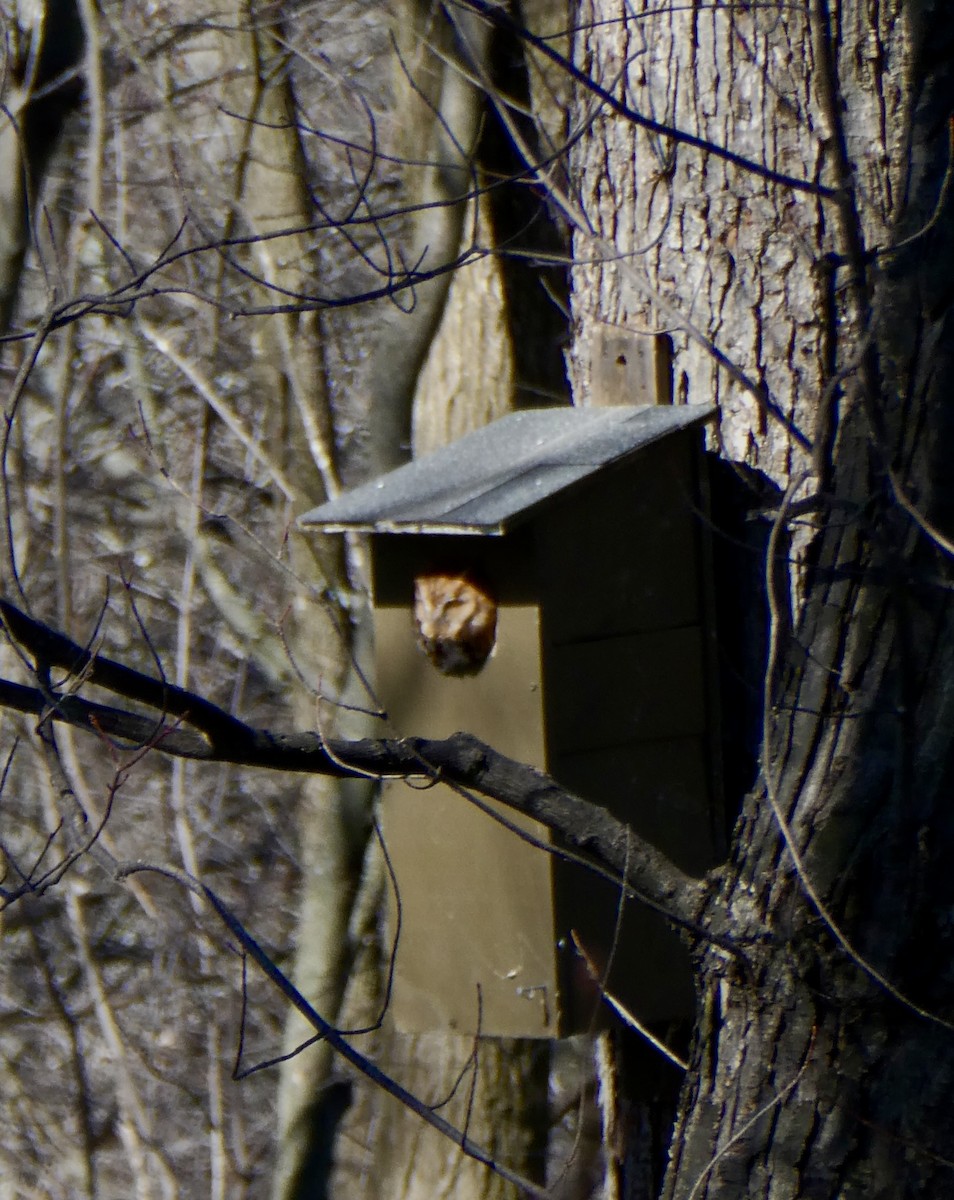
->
[301,404,722,1038]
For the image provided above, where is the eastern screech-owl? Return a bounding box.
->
[413,571,498,675]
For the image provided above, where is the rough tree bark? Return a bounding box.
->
[566,0,954,1195]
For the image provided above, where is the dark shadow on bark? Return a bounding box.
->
[285,1080,353,1200]
[706,456,781,840]
[476,0,570,408]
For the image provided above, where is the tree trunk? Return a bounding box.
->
[569,0,954,1195]
[0,0,84,331]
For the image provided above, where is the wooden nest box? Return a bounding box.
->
[300,404,722,1038]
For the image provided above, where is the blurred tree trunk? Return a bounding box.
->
[328,4,573,1199]
[0,0,84,330]
[363,0,569,475]
[570,2,954,1195]
[217,17,367,1200]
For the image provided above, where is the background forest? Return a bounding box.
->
[1,3,418,1196]
[1,3,581,1197]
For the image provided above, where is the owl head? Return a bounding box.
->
[412,571,498,676]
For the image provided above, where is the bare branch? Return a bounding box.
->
[0,598,707,931]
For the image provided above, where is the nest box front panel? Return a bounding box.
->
[373,543,561,1036]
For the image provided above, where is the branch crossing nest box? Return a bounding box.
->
[301,404,722,1037]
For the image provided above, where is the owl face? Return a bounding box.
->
[412,571,498,675]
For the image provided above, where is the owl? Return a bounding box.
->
[412,571,498,675]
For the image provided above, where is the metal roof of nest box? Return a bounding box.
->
[299,403,716,535]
